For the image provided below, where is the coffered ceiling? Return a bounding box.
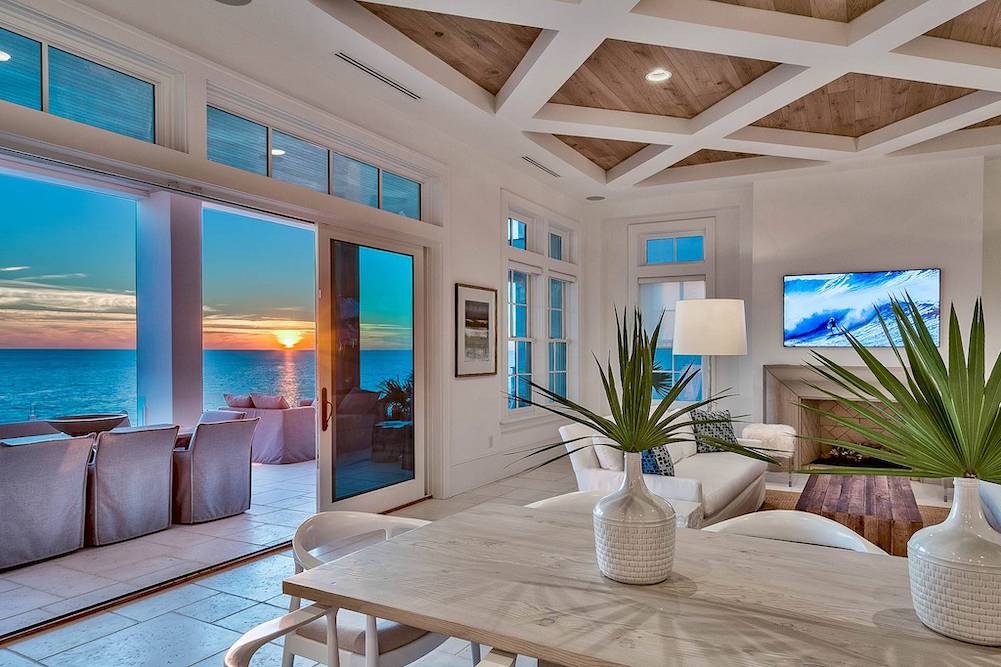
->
[326,0,1001,189]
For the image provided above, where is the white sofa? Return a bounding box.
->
[559,420,768,526]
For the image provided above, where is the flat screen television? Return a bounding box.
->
[783,268,941,348]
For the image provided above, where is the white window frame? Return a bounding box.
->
[0,13,183,149]
[501,191,580,423]
[206,84,436,224]
[628,216,715,396]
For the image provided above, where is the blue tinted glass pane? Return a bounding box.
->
[48,48,154,142]
[0,28,41,110]
[676,235,704,262]
[207,107,267,175]
[549,341,566,372]
[382,171,421,220]
[508,218,527,249]
[646,238,675,264]
[549,372,567,398]
[510,271,527,305]
[550,310,562,339]
[517,341,532,373]
[271,130,328,192]
[549,278,563,309]
[549,233,563,260]
[507,341,517,375]
[513,305,528,338]
[516,376,532,405]
[333,153,379,208]
[674,354,702,375]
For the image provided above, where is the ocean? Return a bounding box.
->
[0,348,413,424]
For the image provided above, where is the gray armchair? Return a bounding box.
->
[0,436,95,569]
[172,418,259,524]
[85,425,179,546]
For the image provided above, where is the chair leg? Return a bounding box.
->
[365,614,379,667]
[470,642,481,665]
[281,642,294,667]
[326,607,340,667]
[788,470,793,488]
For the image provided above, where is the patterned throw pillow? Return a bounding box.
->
[691,408,738,454]
[641,445,675,476]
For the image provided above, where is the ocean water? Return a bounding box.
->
[0,348,412,424]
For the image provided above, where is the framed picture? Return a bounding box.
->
[455,283,498,377]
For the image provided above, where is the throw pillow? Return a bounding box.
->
[641,445,675,476]
[593,437,625,471]
[691,408,738,454]
[250,393,289,410]
[224,393,253,409]
[298,398,314,407]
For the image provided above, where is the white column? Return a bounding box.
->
[137,191,203,426]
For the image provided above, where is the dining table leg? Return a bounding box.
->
[326,607,340,667]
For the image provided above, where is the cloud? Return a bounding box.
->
[0,266,30,272]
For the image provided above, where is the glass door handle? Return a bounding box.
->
[320,387,333,432]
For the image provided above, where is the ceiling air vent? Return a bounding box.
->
[334,52,421,101]
[521,156,561,178]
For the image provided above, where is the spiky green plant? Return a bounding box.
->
[804,296,1001,482]
[514,308,778,467]
[378,373,414,420]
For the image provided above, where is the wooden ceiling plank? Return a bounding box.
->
[924,0,1001,48]
[359,2,542,95]
[553,134,651,170]
[707,0,884,22]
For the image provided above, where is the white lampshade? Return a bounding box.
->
[672,299,747,356]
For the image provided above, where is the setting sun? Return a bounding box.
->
[274,330,304,349]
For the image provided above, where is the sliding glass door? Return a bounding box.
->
[316,229,425,512]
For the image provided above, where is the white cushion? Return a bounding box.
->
[741,423,796,454]
[674,452,767,517]
[593,438,624,470]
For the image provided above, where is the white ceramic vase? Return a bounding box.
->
[592,451,676,584]
[908,477,1001,645]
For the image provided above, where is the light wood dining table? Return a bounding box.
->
[284,503,1001,666]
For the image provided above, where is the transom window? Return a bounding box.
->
[0,26,155,142]
[645,234,705,265]
[206,106,422,220]
[507,217,527,250]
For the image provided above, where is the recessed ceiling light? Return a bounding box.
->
[270,148,286,156]
[0,51,11,63]
[215,0,252,5]
[586,195,606,202]
[645,68,672,83]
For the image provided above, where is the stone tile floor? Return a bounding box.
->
[0,462,316,639]
[0,461,577,666]
[0,458,954,665]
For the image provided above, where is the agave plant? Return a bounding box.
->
[804,296,1001,482]
[514,308,777,467]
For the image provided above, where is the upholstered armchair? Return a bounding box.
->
[85,425,179,545]
[0,435,95,569]
[172,418,259,524]
[741,423,799,486]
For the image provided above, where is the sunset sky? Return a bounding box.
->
[0,172,413,350]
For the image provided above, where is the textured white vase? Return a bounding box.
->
[908,477,1001,645]
[592,451,676,584]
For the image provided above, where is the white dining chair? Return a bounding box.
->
[703,509,887,554]
[224,511,479,667]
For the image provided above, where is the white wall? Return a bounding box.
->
[597,156,990,424]
[0,0,594,500]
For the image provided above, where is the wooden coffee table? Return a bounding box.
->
[795,474,923,556]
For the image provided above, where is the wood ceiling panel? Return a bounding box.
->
[671,149,762,168]
[358,3,542,95]
[925,1,1001,48]
[708,0,884,22]
[752,73,974,137]
[549,39,777,118]
[553,135,649,170]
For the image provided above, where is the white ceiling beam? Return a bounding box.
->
[847,0,985,52]
[718,127,857,161]
[638,155,823,187]
[611,0,846,65]
[856,91,1001,155]
[523,132,607,184]
[877,38,1001,93]
[526,103,693,143]
[607,144,687,184]
[895,125,1001,157]
[495,0,640,121]
[349,0,578,29]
